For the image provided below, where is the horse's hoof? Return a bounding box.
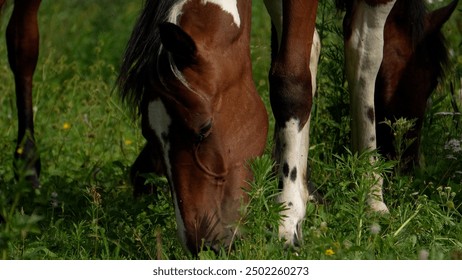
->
[368,200,389,213]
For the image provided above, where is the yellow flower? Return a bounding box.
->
[325,249,335,256]
[124,139,133,146]
[16,147,24,155]
[62,122,71,130]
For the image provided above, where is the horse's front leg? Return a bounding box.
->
[344,0,396,212]
[265,0,319,246]
[6,0,42,187]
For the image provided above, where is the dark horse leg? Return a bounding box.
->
[5,0,42,188]
[130,116,166,197]
[130,141,165,197]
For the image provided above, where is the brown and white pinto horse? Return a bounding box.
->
[1,0,41,188]
[118,0,268,253]
[118,0,457,253]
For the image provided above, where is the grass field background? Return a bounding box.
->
[0,0,461,259]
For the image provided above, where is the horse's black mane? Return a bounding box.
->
[117,0,180,115]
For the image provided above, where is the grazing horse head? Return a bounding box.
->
[118,0,268,254]
[375,0,458,170]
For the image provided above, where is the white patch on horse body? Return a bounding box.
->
[169,0,240,27]
[147,100,187,246]
[345,0,396,213]
[202,0,240,27]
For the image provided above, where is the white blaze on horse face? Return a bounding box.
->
[147,99,187,247]
[345,0,396,213]
[278,31,321,245]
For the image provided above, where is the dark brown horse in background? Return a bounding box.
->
[1,0,41,188]
[373,0,459,170]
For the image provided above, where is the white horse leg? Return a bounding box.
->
[345,0,397,212]
[264,0,321,245]
[274,31,321,244]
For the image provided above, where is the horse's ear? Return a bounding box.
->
[425,0,458,34]
[159,22,197,66]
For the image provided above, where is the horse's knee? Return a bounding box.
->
[269,72,313,128]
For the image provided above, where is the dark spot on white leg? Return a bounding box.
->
[282,162,289,178]
[290,167,297,182]
[367,107,375,125]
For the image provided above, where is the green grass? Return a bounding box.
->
[1,0,461,260]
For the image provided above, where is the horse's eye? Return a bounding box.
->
[195,119,213,142]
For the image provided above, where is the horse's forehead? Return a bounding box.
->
[170,0,240,27]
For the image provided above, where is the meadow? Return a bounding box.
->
[0,0,461,260]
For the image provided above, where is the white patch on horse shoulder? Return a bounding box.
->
[202,0,241,27]
[147,100,187,245]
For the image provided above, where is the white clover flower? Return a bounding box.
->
[370,223,381,235]
[418,249,429,260]
[444,139,462,153]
